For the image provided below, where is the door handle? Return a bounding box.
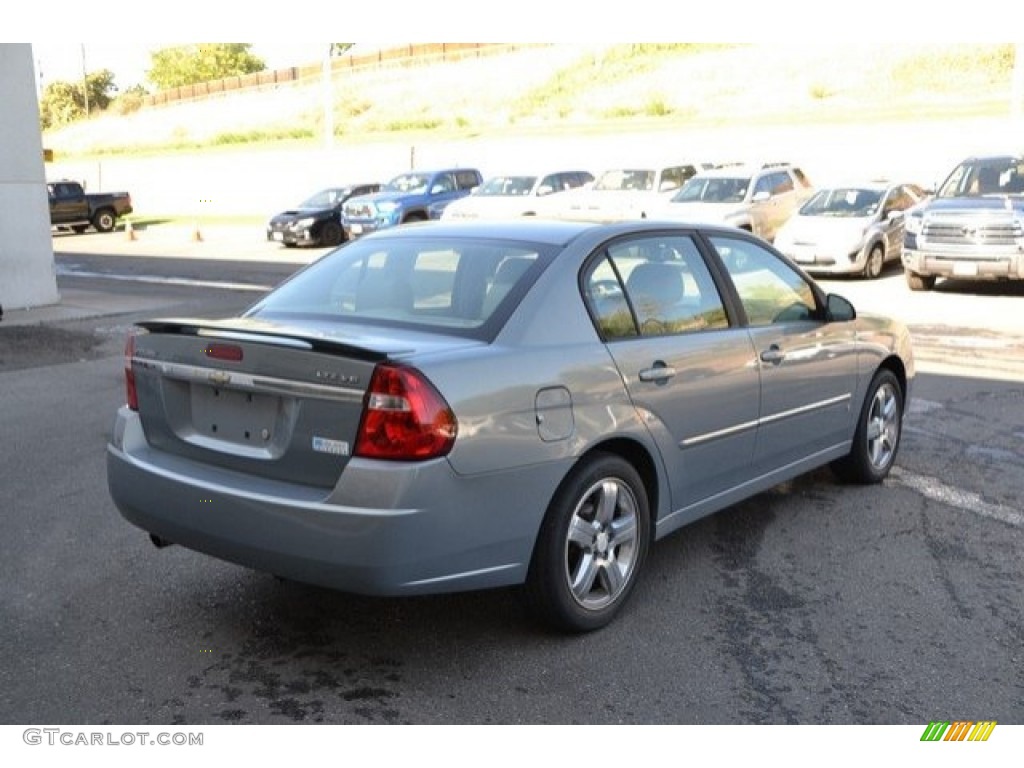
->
[760,345,785,365]
[638,363,676,383]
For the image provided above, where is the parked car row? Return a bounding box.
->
[268,150,1024,289]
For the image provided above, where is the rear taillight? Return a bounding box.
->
[354,363,457,460]
[124,334,138,410]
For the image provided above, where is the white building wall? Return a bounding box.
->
[0,43,58,311]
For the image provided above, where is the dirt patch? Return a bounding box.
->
[0,325,112,371]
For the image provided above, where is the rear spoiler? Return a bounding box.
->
[136,319,394,362]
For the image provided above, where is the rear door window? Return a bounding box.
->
[584,235,730,340]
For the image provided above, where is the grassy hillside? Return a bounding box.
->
[44,43,1018,159]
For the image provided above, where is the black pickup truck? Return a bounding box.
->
[48,180,134,233]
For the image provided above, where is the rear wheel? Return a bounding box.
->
[526,453,650,633]
[906,269,936,291]
[92,209,116,233]
[831,369,903,484]
[864,244,884,279]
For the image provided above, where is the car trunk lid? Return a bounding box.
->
[129,317,474,488]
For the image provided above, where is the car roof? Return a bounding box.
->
[810,179,896,191]
[353,217,750,247]
[692,162,798,179]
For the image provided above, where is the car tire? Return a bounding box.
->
[831,369,903,484]
[92,209,116,233]
[864,244,885,279]
[905,270,936,291]
[320,221,344,247]
[526,453,650,633]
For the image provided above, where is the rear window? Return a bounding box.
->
[248,236,554,338]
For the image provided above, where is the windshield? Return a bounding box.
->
[937,157,1024,198]
[385,173,432,194]
[672,176,749,203]
[248,236,554,338]
[799,188,883,217]
[592,169,656,192]
[477,176,538,196]
[298,188,347,208]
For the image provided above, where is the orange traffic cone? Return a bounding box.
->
[192,220,203,242]
[125,220,136,241]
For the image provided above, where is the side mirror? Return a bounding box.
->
[826,293,856,322]
[536,185,554,197]
[752,190,770,202]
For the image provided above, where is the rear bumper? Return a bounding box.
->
[106,407,560,596]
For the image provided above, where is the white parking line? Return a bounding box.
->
[56,265,273,293]
[891,467,1023,528]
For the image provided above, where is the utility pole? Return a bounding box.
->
[1013,43,1024,127]
[81,44,90,117]
[322,45,334,150]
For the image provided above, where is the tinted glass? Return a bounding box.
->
[800,188,884,217]
[585,235,728,339]
[937,157,1024,197]
[250,236,551,335]
[593,169,656,192]
[673,176,749,203]
[386,173,431,193]
[710,236,818,326]
[478,176,538,196]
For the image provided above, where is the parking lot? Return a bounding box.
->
[1,199,1021,728]
[4,105,1024,734]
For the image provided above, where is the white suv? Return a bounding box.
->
[656,163,814,242]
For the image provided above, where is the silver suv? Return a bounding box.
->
[656,162,814,242]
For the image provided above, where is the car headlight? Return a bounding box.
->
[904,210,923,235]
[376,201,399,214]
[295,217,315,229]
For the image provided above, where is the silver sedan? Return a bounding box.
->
[107,220,914,632]
[774,181,927,279]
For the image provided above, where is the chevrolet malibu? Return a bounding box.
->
[107,220,913,632]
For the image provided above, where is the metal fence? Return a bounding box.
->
[143,44,542,109]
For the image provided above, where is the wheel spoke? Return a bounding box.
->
[609,513,637,548]
[570,553,600,600]
[866,419,883,442]
[567,514,596,548]
[598,558,626,598]
[594,481,619,525]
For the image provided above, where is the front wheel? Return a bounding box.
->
[319,221,344,246]
[831,369,903,484]
[92,209,116,233]
[526,453,650,633]
[905,269,936,291]
[864,244,885,279]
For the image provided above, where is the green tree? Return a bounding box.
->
[39,69,117,130]
[147,44,266,90]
